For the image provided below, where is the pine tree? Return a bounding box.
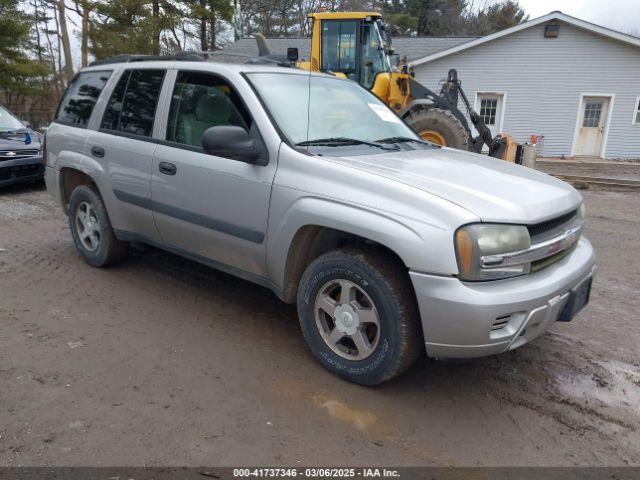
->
[473,0,528,35]
[89,0,157,58]
[0,0,50,95]
[177,0,233,51]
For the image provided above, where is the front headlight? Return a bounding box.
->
[455,224,531,281]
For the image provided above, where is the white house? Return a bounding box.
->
[410,12,640,159]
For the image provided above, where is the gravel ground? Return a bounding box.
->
[0,183,638,467]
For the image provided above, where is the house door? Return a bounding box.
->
[475,93,505,139]
[575,96,610,157]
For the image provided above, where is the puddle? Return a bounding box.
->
[556,359,640,412]
[313,396,378,431]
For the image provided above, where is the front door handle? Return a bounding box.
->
[91,146,105,158]
[158,161,177,176]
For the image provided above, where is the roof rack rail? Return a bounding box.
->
[89,52,204,67]
[198,51,294,68]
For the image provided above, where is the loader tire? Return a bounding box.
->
[404,107,470,151]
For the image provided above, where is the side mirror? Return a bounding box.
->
[202,125,262,164]
[287,47,299,63]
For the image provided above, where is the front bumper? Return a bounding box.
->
[0,156,44,187]
[410,236,596,358]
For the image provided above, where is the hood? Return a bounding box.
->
[328,147,581,224]
[0,130,41,151]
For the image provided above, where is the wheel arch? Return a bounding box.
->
[59,167,100,212]
[398,99,435,119]
[57,153,107,212]
[280,225,412,304]
[270,198,425,304]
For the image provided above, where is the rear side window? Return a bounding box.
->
[55,70,112,127]
[101,69,165,137]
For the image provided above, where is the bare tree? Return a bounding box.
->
[72,0,94,67]
[51,0,74,81]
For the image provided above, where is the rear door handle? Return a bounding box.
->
[158,161,177,176]
[91,146,105,158]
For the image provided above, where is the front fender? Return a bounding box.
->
[398,98,435,118]
[266,191,461,296]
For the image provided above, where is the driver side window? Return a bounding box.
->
[166,71,251,148]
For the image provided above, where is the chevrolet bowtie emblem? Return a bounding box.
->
[6,151,17,156]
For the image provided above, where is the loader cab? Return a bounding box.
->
[310,12,392,90]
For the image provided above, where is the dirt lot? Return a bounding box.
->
[537,158,640,182]
[0,184,639,467]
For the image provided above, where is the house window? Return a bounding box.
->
[634,97,640,125]
[582,101,602,128]
[479,98,498,125]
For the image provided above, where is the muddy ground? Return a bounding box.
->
[537,159,640,182]
[0,184,638,467]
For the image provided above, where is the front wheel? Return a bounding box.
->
[297,247,422,385]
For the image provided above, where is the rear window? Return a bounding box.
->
[101,69,165,137]
[55,70,112,127]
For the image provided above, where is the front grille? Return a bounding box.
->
[521,208,583,272]
[0,149,40,161]
[531,243,577,272]
[0,164,41,181]
[528,208,580,243]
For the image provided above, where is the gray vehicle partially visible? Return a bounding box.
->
[45,56,596,385]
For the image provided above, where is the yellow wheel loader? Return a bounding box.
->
[255,11,519,161]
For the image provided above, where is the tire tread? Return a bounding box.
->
[68,185,128,267]
[297,246,422,385]
[405,107,470,150]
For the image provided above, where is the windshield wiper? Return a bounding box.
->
[296,137,399,151]
[376,136,429,145]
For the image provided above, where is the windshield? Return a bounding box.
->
[247,72,423,149]
[0,106,26,132]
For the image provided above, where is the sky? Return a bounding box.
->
[517,0,640,36]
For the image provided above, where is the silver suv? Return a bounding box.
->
[45,56,596,385]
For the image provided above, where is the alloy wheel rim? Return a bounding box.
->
[314,279,380,361]
[75,201,101,252]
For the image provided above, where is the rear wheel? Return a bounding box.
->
[404,107,470,150]
[297,247,422,385]
[68,185,128,267]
